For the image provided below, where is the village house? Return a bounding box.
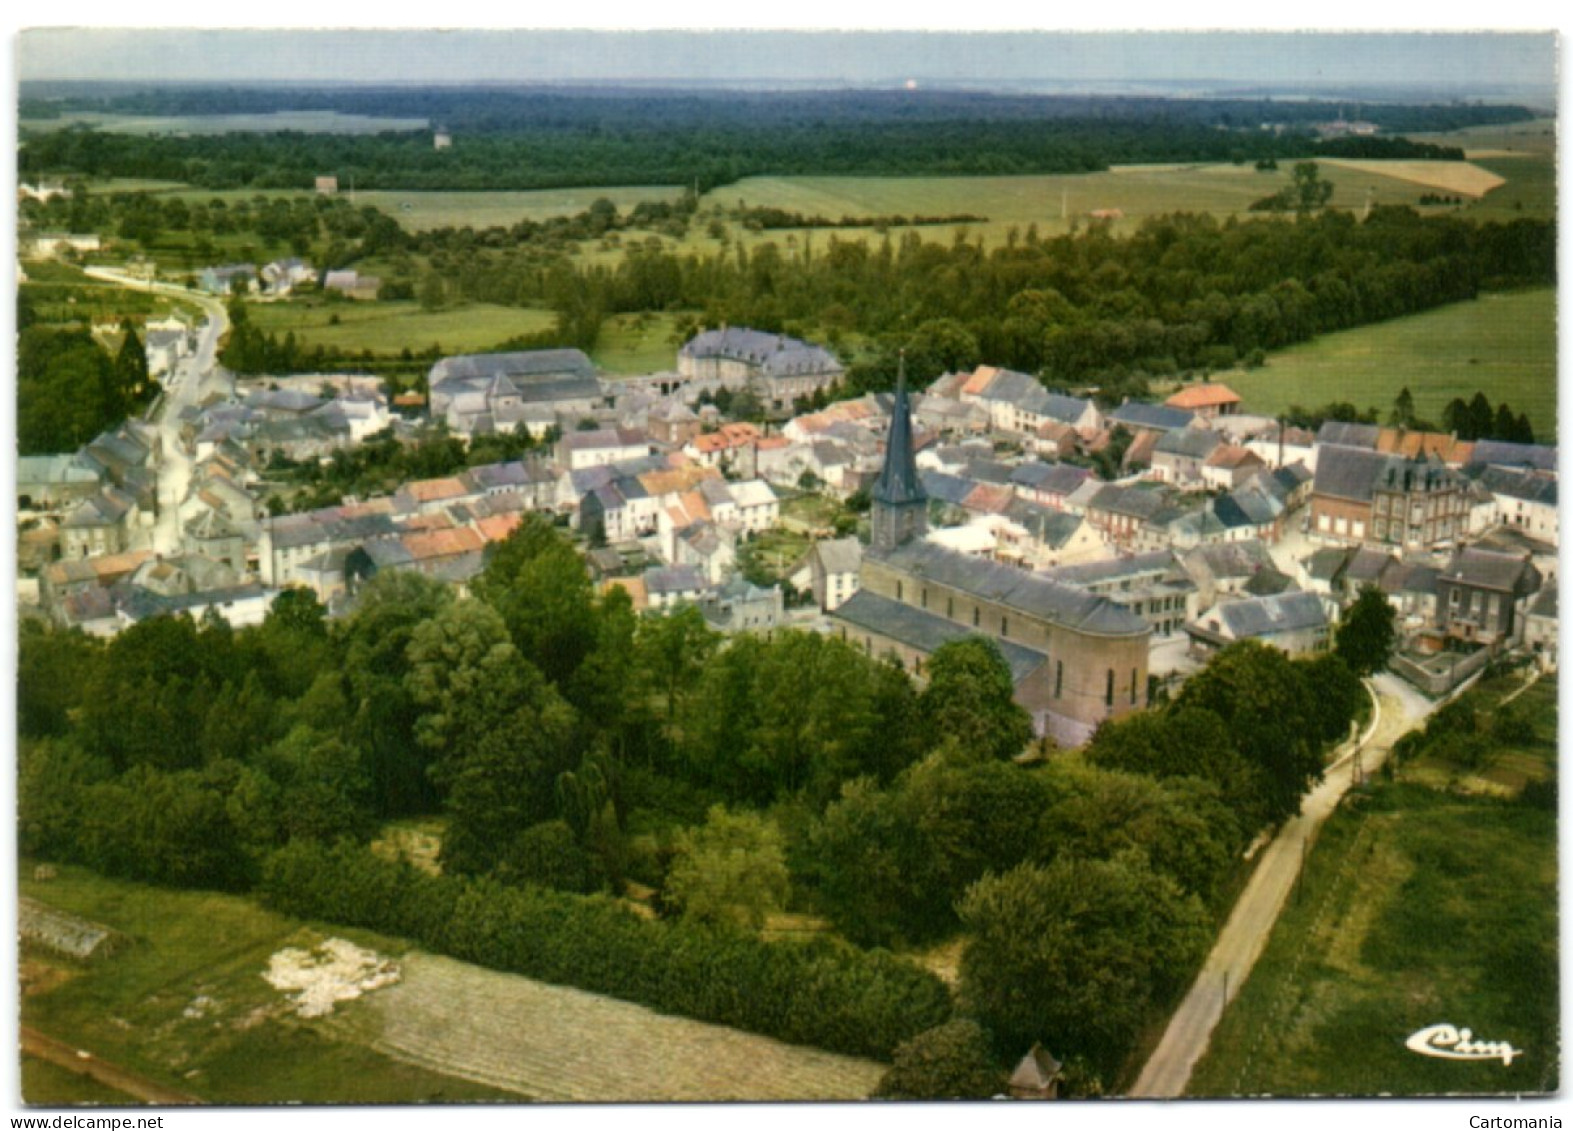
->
[1164,381,1242,419]
[1475,466,1558,544]
[643,564,710,611]
[260,257,317,296]
[1186,590,1333,658]
[59,487,140,559]
[699,576,785,633]
[1180,539,1291,610]
[1044,551,1198,638]
[948,365,1102,438]
[1435,547,1541,648]
[558,428,652,472]
[17,454,103,512]
[1085,484,1173,549]
[677,327,845,411]
[1522,585,1558,670]
[198,264,256,295]
[1202,444,1267,491]
[1149,426,1223,489]
[1245,423,1319,472]
[322,269,381,300]
[1106,400,1198,439]
[1310,449,1470,551]
[428,349,603,438]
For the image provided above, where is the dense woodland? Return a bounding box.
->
[19,514,1374,1087]
[18,86,1514,190]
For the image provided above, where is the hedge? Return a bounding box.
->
[260,839,951,1061]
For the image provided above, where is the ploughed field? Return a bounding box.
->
[325,951,886,1102]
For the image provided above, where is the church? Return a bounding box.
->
[830,363,1151,746]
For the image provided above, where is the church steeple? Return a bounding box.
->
[871,352,928,552]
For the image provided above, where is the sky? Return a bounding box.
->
[13,27,1559,101]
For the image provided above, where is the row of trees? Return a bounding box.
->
[19,86,1497,191]
[17,303,157,454]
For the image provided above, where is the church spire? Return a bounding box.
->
[870,351,928,552]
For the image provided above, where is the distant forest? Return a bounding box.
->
[18,85,1528,192]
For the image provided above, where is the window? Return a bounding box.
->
[1318,514,1331,533]
[896,581,903,601]
[1375,520,1386,540]
[947,597,955,619]
[1131,668,1138,705]
[1105,669,1115,708]
[1001,617,1009,638]
[1055,661,1063,699]
[973,607,980,627]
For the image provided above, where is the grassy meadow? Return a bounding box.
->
[246,299,556,358]
[18,865,516,1105]
[1222,288,1557,439]
[1186,674,1558,1097]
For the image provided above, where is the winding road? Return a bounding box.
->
[1129,671,1438,1098]
[84,267,232,555]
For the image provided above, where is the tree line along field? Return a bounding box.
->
[1186,670,1557,1097]
[1221,287,1556,440]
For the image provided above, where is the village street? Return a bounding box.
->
[84,267,232,555]
[1128,670,1437,1098]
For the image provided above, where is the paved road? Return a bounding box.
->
[84,268,231,555]
[1129,672,1435,1098]
[21,1025,203,1105]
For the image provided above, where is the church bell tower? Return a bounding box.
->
[870,353,928,552]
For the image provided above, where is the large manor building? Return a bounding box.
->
[831,363,1151,746]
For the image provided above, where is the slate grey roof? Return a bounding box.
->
[1469,440,1557,472]
[873,366,926,508]
[1002,499,1085,549]
[1441,547,1537,592]
[919,471,978,507]
[832,590,1049,684]
[1216,591,1329,638]
[1344,547,1396,587]
[814,537,863,575]
[1186,539,1277,581]
[644,565,708,594]
[1010,461,1090,496]
[1302,546,1355,583]
[1154,426,1223,460]
[116,581,270,624]
[874,540,1150,637]
[961,457,1016,486]
[1273,462,1314,491]
[1478,466,1558,507]
[1316,420,1382,449]
[431,348,597,385]
[1089,484,1170,522]
[1242,568,1295,597]
[1044,550,1179,587]
[1108,402,1196,433]
[1528,583,1557,620]
[1312,446,1393,503]
[679,328,842,377]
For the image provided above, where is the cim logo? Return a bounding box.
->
[1405,1023,1523,1066]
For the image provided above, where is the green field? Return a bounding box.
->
[1187,674,1558,1097]
[247,299,556,357]
[19,865,517,1105]
[22,110,430,136]
[678,161,1482,254]
[1223,288,1557,438]
[592,311,690,375]
[355,187,685,232]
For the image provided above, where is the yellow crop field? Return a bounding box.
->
[1314,159,1506,198]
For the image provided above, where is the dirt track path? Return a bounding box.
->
[20,1026,203,1106]
[1129,676,1427,1098]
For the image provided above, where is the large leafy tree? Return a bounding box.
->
[918,637,1033,762]
[1335,586,1397,677]
[664,805,791,930]
[957,853,1209,1079]
[875,1019,1006,1100]
[1173,640,1325,825]
[474,514,598,687]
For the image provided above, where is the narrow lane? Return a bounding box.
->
[83,267,232,555]
[21,1026,203,1106]
[1129,673,1432,1098]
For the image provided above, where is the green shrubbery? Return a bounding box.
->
[261,839,951,1061]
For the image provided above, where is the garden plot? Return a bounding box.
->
[328,952,886,1102]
